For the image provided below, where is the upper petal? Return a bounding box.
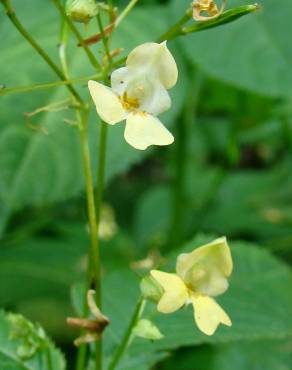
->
[110,67,131,96]
[124,113,174,150]
[191,295,231,336]
[126,42,178,89]
[176,237,233,297]
[88,80,126,125]
[150,270,188,314]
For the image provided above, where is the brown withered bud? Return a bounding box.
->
[192,0,226,21]
[67,290,110,346]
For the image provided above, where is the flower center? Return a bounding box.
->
[119,92,140,112]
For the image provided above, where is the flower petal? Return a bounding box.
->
[150,270,188,313]
[88,80,126,125]
[124,113,174,150]
[139,81,171,116]
[110,67,131,96]
[191,295,231,336]
[126,42,178,89]
[176,237,232,297]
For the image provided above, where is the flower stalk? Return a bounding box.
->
[108,298,146,370]
[0,74,101,96]
[158,3,259,41]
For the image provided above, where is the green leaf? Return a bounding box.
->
[0,311,65,370]
[134,185,172,247]
[207,339,292,370]
[160,339,292,370]
[200,159,292,247]
[172,0,292,97]
[0,222,85,307]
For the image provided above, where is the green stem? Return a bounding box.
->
[46,348,53,370]
[115,0,139,27]
[79,109,101,294]
[158,4,259,41]
[0,74,101,96]
[75,261,93,370]
[78,121,109,370]
[52,0,101,71]
[0,0,82,103]
[56,9,101,320]
[95,122,108,233]
[108,298,145,370]
[79,108,103,370]
[91,13,115,369]
[76,344,87,370]
[96,13,111,64]
[157,9,192,42]
[57,20,98,370]
[75,115,108,370]
[59,8,70,79]
[281,116,292,152]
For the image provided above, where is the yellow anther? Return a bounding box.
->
[119,92,140,112]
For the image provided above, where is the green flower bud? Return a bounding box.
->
[140,276,164,303]
[133,319,164,341]
[66,0,98,23]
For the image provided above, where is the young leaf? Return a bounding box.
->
[0,311,65,370]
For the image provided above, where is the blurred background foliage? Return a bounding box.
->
[0,0,292,369]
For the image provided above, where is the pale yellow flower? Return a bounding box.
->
[151,237,233,336]
[88,42,178,150]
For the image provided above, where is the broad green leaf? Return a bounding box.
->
[172,0,292,97]
[200,159,292,247]
[160,339,292,370]
[0,222,86,307]
[0,311,65,370]
[134,186,172,247]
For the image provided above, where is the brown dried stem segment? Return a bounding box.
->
[78,4,117,46]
